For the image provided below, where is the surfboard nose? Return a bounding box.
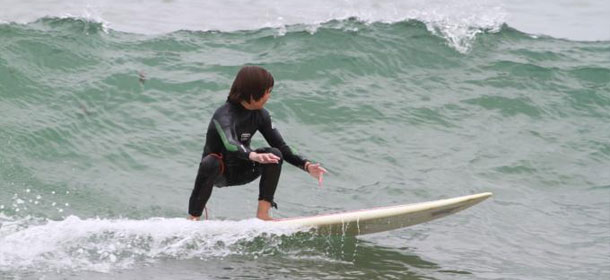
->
[273,192,494,236]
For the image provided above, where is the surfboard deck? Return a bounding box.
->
[271,192,492,236]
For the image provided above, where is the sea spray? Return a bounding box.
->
[0,216,308,272]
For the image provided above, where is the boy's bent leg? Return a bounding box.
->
[220,147,283,220]
[188,154,223,218]
[257,147,283,219]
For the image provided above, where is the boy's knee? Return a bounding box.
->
[265,148,284,164]
[268,147,282,159]
[200,154,222,175]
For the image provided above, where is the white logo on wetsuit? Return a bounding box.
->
[240,133,251,142]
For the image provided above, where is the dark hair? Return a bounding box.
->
[228,66,274,103]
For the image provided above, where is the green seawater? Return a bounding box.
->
[1,18,609,279]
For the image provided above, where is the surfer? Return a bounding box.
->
[188,66,327,221]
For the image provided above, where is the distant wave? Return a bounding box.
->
[2,15,511,54]
[1,0,506,53]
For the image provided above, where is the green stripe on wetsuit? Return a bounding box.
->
[213,119,238,152]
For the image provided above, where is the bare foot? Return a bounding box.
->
[256,214,274,221]
[256,200,274,221]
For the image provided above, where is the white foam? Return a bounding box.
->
[0,216,307,273]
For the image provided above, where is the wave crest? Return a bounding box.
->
[1,0,506,52]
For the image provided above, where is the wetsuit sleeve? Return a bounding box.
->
[212,113,252,160]
[259,110,309,170]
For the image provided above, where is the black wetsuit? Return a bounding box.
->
[188,100,309,217]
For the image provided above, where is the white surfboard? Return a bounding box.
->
[272,192,492,236]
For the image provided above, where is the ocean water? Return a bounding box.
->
[1,1,609,279]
